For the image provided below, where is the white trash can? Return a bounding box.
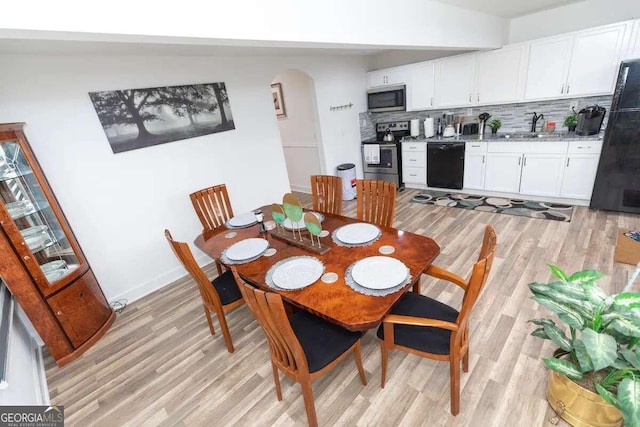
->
[337,163,356,201]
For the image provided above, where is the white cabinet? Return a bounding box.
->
[484,152,523,193]
[566,24,629,96]
[408,62,435,111]
[524,35,573,100]
[624,20,640,59]
[475,45,528,104]
[368,68,409,88]
[525,22,629,100]
[560,141,603,199]
[463,142,487,190]
[435,55,476,107]
[402,142,427,185]
[519,153,566,197]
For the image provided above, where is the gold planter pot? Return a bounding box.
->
[547,370,622,427]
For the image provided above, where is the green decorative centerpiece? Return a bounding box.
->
[271,204,286,233]
[528,265,640,427]
[488,118,501,134]
[270,193,330,254]
[564,112,578,132]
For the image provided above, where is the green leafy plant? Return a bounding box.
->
[564,113,578,128]
[529,265,640,427]
[488,118,501,131]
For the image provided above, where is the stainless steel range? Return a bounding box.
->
[361,121,409,190]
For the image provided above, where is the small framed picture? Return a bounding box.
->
[271,83,286,118]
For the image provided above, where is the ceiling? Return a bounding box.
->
[432,0,585,18]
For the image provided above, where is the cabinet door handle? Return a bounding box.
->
[482,155,485,164]
[430,97,433,106]
[471,144,480,148]
[566,83,570,94]
[524,157,527,166]
[410,159,416,162]
[567,158,570,167]
[518,157,521,166]
[469,93,472,102]
[561,83,565,94]
[477,93,480,102]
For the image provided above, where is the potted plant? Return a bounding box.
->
[564,113,578,132]
[488,118,501,134]
[528,265,640,427]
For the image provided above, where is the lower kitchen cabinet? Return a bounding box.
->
[463,142,487,190]
[402,142,427,185]
[519,153,566,197]
[484,152,523,193]
[560,154,600,199]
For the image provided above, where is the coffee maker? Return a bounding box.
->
[576,105,606,136]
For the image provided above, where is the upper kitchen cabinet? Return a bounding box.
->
[367,67,409,88]
[407,62,435,111]
[622,19,640,60]
[475,44,528,104]
[524,35,573,100]
[525,22,630,100]
[435,54,476,108]
[565,23,629,97]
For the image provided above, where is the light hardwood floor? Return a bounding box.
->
[45,189,640,426]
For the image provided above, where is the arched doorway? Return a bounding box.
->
[271,69,324,193]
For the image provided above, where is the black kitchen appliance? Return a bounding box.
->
[427,142,465,190]
[361,121,409,190]
[590,59,640,214]
[367,85,406,113]
[462,123,478,135]
[576,105,606,136]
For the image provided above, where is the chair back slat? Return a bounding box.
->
[457,225,497,329]
[190,184,234,231]
[233,269,308,375]
[356,180,396,227]
[165,230,222,309]
[311,175,343,215]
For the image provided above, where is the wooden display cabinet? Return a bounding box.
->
[0,123,114,366]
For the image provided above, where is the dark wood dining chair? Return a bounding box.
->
[356,179,397,227]
[190,184,234,276]
[377,225,497,415]
[165,229,244,353]
[310,175,343,215]
[232,268,367,427]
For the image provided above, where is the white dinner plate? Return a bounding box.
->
[41,260,67,273]
[351,256,408,290]
[271,257,324,290]
[225,238,269,261]
[335,223,380,245]
[282,212,324,230]
[45,268,68,282]
[227,212,258,228]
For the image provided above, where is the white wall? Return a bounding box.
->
[0,53,367,302]
[509,0,640,43]
[0,0,506,50]
[273,69,321,193]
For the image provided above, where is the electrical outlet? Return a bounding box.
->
[569,101,579,112]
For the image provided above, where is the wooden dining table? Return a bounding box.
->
[194,205,440,331]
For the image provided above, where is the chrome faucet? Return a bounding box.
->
[527,112,544,133]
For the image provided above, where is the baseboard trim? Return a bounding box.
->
[107,253,212,304]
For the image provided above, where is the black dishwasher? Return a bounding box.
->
[427,142,465,189]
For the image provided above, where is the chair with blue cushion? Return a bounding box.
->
[377,225,497,415]
[232,268,367,427]
[165,229,244,353]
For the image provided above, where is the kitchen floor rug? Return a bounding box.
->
[614,229,640,265]
[410,190,573,222]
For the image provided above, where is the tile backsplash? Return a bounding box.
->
[359,95,612,140]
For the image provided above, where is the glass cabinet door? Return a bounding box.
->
[0,139,82,288]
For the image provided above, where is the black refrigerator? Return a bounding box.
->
[590,59,640,214]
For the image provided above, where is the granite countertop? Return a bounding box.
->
[400,132,603,143]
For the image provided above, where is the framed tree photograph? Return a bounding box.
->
[271,83,286,118]
[89,82,235,154]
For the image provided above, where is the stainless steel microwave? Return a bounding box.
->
[367,85,406,113]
